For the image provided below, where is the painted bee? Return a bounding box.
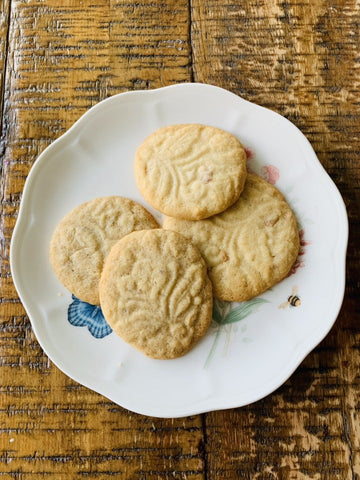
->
[279,286,301,309]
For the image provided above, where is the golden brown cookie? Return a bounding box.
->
[163,174,300,302]
[99,229,213,359]
[50,197,158,305]
[134,124,247,220]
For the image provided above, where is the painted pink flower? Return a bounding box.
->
[245,147,256,174]
[288,229,310,276]
[244,147,254,160]
[261,165,280,185]
[288,258,305,276]
[299,228,310,248]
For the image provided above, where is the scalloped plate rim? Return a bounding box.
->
[10,83,348,418]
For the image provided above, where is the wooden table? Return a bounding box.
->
[0,1,358,478]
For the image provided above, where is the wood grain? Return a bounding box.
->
[0,1,204,478]
[0,0,10,147]
[0,2,10,86]
[1,0,359,478]
[191,0,360,478]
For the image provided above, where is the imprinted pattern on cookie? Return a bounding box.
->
[135,124,247,220]
[163,174,300,302]
[50,196,159,305]
[99,229,213,359]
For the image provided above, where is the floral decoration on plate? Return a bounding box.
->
[10,83,347,417]
[204,298,269,369]
[68,295,112,339]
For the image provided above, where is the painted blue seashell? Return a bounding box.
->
[68,295,112,339]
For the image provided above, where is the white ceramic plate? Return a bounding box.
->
[11,83,348,418]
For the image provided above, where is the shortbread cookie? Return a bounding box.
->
[99,229,213,359]
[50,197,158,305]
[163,174,300,302]
[135,124,247,220]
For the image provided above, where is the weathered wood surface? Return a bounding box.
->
[0,0,359,478]
[0,1,10,119]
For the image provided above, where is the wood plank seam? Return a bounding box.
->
[341,398,356,480]
[188,0,194,82]
[201,414,208,480]
[0,2,206,477]
[0,0,11,163]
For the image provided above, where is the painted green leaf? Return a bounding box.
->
[212,303,223,324]
[242,337,253,343]
[221,298,269,325]
[214,299,229,318]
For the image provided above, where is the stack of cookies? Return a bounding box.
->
[50,124,300,359]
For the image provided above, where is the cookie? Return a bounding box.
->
[50,196,159,305]
[163,174,300,302]
[134,124,247,220]
[99,229,213,359]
